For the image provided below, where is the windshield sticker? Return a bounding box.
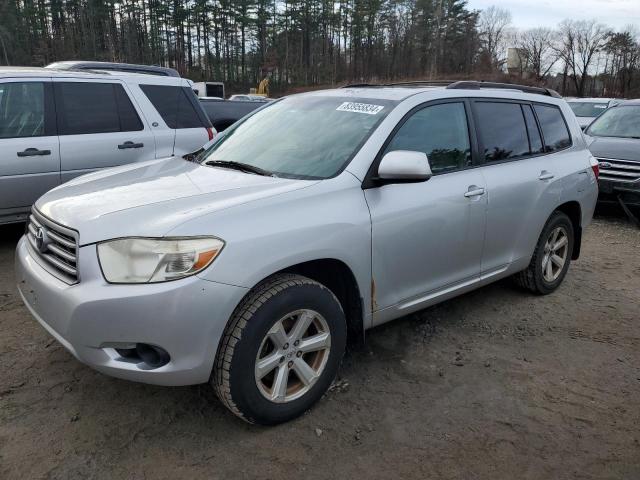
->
[594,105,607,109]
[336,102,384,115]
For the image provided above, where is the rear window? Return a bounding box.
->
[522,105,544,154]
[140,85,206,129]
[475,102,530,162]
[55,82,143,135]
[534,104,572,152]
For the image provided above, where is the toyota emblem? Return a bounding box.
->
[34,227,49,253]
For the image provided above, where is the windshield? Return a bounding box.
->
[568,101,609,118]
[200,95,396,179]
[586,105,640,139]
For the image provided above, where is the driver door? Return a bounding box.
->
[364,100,487,322]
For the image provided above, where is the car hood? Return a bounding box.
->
[586,136,640,162]
[36,157,316,245]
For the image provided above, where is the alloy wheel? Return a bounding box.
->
[254,309,331,403]
[541,226,569,283]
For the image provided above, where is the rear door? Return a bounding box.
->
[473,100,566,274]
[0,79,60,213]
[53,79,156,183]
[139,83,211,157]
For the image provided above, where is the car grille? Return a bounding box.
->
[26,209,79,284]
[597,157,640,183]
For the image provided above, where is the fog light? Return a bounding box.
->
[135,343,170,368]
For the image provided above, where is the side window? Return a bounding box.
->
[140,85,203,129]
[56,82,143,135]
[0,82,46,138]
[533,104,572,152]
[522,105,544,154]
[475,102,530,162]
[384,102,471,174]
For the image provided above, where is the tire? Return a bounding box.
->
[212,273,347,425]
[514,211,574,295]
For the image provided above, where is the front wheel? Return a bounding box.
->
[514,211,574,295]
[212,274,347,425]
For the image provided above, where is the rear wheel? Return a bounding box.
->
[515,211,574,295]
[212,274,347,425]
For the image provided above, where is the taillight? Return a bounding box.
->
[206,127,215,141]
[589,156,600,179]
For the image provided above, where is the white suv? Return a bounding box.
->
[0,67,214,224]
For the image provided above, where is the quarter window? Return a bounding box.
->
[0,82,46,138]
[140,85,204,129]
[384,102,471,174]
[475,102,530,162]
[56,82,143,135]
[533,104,572,152]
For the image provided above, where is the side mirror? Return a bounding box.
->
[377,150,432,183]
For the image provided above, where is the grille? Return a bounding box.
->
[26,209,79,284]
[597,157,640,183]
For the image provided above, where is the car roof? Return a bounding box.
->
[302,85,566,105]
[0,66,186,85]
[618,99,640,106]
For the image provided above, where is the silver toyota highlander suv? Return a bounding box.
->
[16,81,599,425]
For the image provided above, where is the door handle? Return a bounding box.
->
[118,141,144,149]
[464,186,486,198]
[17,148,51,157]
[538,170,554,181]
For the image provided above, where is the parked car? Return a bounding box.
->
[0,67,214,225]
[567,97,621,130]
[228,94,272,102]
[583,99,640,215]
[199,97,265,132]
[16,81,598,425]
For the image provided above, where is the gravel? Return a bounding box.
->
[1,213,639,479]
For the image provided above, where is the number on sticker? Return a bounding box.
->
[336,102,384,115]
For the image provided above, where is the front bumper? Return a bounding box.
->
[598,179,640,207]
[15,236,248,386]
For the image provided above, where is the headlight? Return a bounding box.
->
[97,237,224,283]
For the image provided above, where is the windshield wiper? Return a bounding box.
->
[204,160,275,177]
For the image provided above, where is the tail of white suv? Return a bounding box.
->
[0,67,214,224]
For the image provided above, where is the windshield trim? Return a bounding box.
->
[199,95,398,180]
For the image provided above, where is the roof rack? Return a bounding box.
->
[446,80,562,98]
[45,61,180,78]
[341,80,454,88]
[341,79,562,98]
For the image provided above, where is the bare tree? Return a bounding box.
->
[556,19,609,96]
[516,27,559,82]
[478,5,512,71]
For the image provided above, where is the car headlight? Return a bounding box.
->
[97,237,224,283]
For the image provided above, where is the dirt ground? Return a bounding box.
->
[1,212,639,480]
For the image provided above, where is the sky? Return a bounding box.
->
[467,0,640,31]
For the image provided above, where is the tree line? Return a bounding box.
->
[0,1,638,97]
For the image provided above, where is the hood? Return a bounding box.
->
[36,157,316,245]
[586,136,640,162]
